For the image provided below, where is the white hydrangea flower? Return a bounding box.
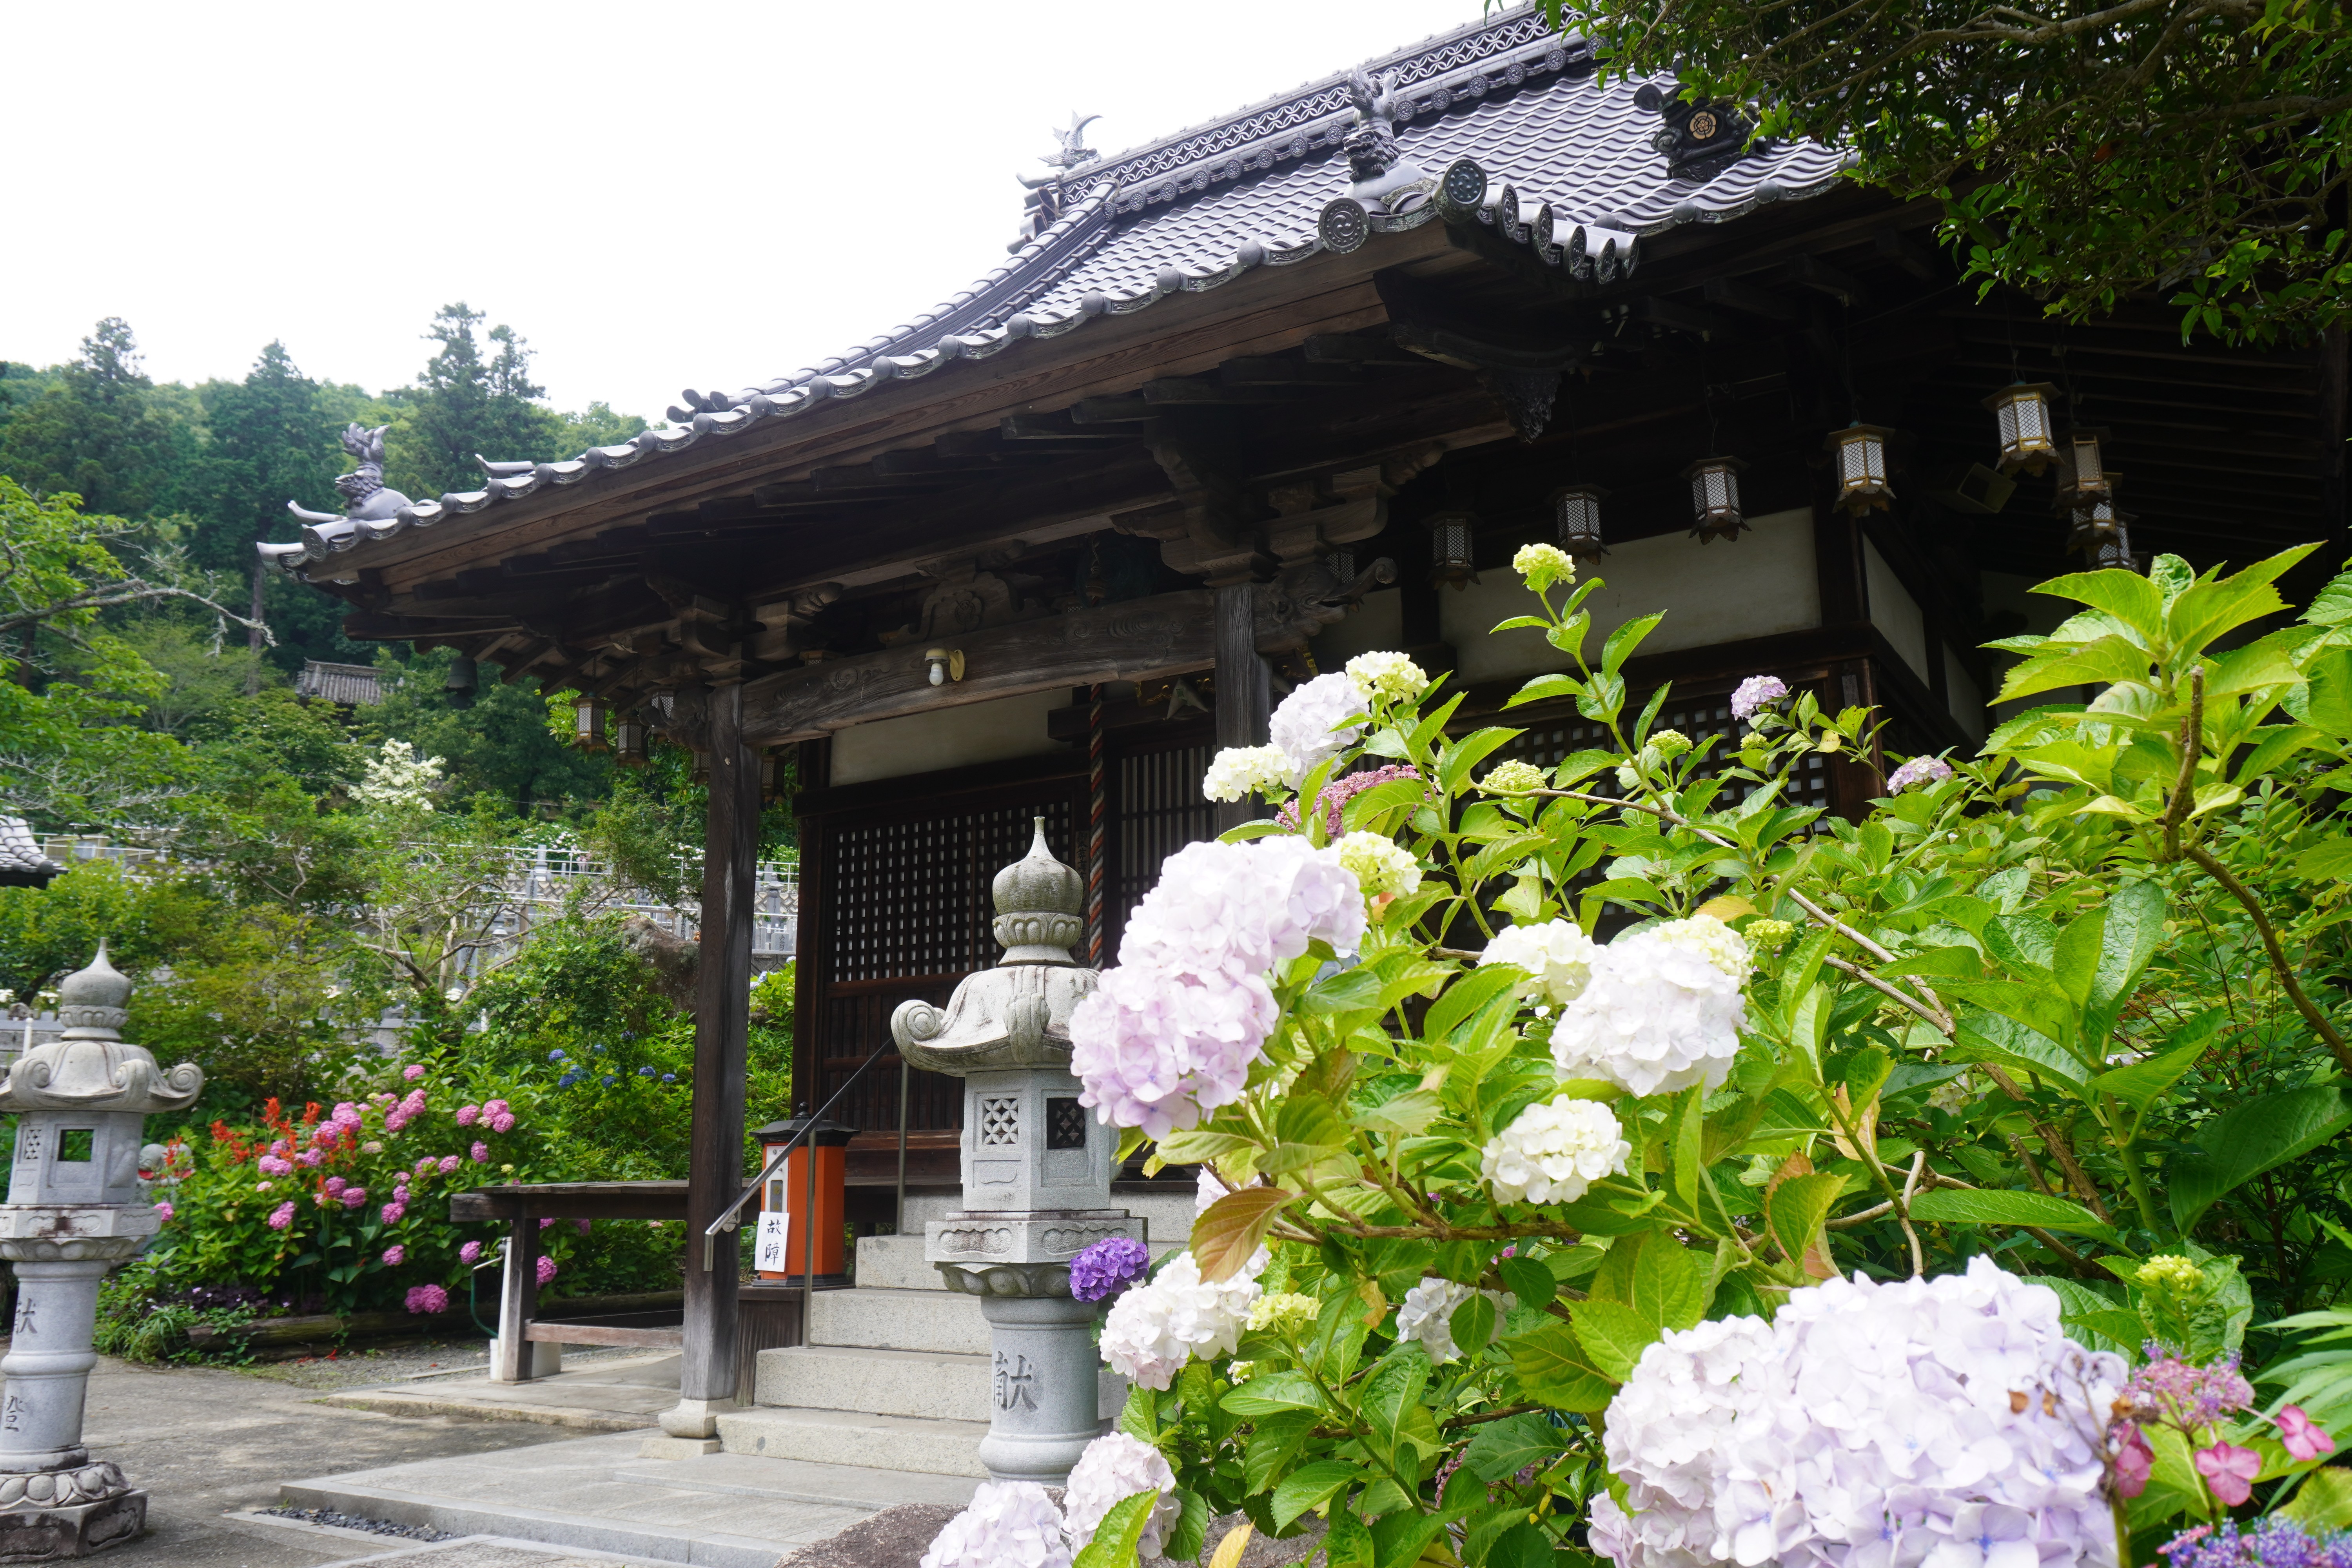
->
[1479,920,1599,1007]
[920,1480,1073,1568]
[1394,1276,1508,1365]
[1513,541,1575,589]
[1481,759,1548,796]
[1592,1258,2128,1568]
[1193,1167,1272,1215]
[1481,1096,1631,1205]
[1549,921,1749,1097]
[1335,832,1421,900]
[1062,1432,1179,1559]
[1098,1250,1263,1390]
[1267,672,1367,784]
[354,739,446,810]
[1345,650,1429,706]
[1201,745,1289,804]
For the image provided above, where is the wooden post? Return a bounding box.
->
[677,682,759,1425]
[1212,583,1271,833]
[494,1217,540,1382]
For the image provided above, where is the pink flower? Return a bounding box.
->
[154,1201,174,1222]
[483,1099,508,1117]
[267,1201,297,1230]
[297,1149,323,1167]
[381,1245,405,1266]
[439,1155,461,1174]
[258,1156,292,1176]
[379,1202,405,1225]
[2276,1405,2335,1462]
[2194,1442,2260,1507]
[535,1255,557,1287]
[1887,755,1955,793]
[1276,763,1423,837]
[459,1240,482,1265]
[575,1219,590,1236]
[1730,674,1789,720]
[414,1156,436,1176]
[490,1112,515,1134]
[470,1142,489,1163]
[2111,1424,2154,1497]
[456,1105,480,1127]
[405,1283,449,1315]
[383,1112,408,1133]
[402,1064,426,1081]
[538,1216,555,1230]
[325,1176,348,1196]
[401,1089,427,1114]
[339,1188,367,1209]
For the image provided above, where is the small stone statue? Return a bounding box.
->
[1342,67,1429,207]
[891,821,1140,1483]
[0,945,201,1559]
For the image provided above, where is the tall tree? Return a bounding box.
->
[384,303,563,499]
[0,319,192,516]
[1545,0,2352,344]
[189,342,343,575]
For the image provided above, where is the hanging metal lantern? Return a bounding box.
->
[442,655,478,710]
[2083,515,2137,572]
[2051,427,2111,510]
[1426,510,1478,589]
[573,695,609,751]
[1825,423,1897,515]
[612,711,649,768]
[2066,469,2135,567]
[1683,456,1749,542]
[1551,484,1609,559]
[1982,382,2060,474]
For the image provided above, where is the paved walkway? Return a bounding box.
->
[315,1354,686,1432]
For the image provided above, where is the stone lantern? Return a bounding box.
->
[0,945,201,1559]
[890,820,1139,1484]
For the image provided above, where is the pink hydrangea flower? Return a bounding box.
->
[439,1155,462,1174]
[325,1176,348,1196]
[2276,1405,2336,1461]
[2110,1423,2154,1497]
[405,1283,449,1315]
[535,1255,558,1287]
[402,1064,426,1081]
[384,1112,408,1133]
[297,1149,323,1167]
[267,1201,297,1230]
[575,1219,590,1236]
[490,1112,516,1134]
[258,1156,292,1176]
[483,1100,509,1117]
[380,1201,406,1225]
[538,1217,555,1230]
[415,1156,436,1176]
[154,1201,174,1222]
[459,1240,482,1264]
[339,1187,368,1210]
[381,1245,405,1266]
[470,1142,489,1163]
[402,1089,427,1113]
[1276,764,1422,837]
[456,1105,480,1127]
[2194,1442,2261,1507]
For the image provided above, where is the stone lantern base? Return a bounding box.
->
[0,1467,144,1562]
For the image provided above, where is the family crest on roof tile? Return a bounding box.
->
[261,5,1847,581]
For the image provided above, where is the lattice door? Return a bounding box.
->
[1110,734,1217,956]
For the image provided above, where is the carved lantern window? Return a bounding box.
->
[1983,382,2060,474]
[1426,510,1478,589]
[1551,484,1608,559]
[1683,457,1749,542]
[572,696,608,751]
[1826,424,1896,515]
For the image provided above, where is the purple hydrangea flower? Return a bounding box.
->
[405,1283,449,1315]
[1276,763,1423,837]
[381,1245,405,1266]
[1730,675,1789,721]
[1069,1236,1152,1303]
[459,1240,483,1265]
[1886,754,1955,793]
[535,1254,558,1286]
[2163,1518,2352,1568]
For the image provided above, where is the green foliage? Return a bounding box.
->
[383,303,563,500]
[1542,0,2352,344]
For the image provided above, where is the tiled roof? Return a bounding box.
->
[0,817,63,889]
[267,4,1846,574]
[293,661,385,706]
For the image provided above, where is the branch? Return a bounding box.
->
[2183,843,2352,1073]
[0,581,275,645]
[2160,667,2204,860]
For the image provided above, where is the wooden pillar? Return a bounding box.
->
[680,682,758,1414]
[1212,583,1270,833]
[492,1216,540,1382]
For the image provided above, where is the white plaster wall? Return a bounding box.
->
[1309,587,1406,671]
[829,688,1070,787]
[1944,644,1985,741]
[1863,538,1930,684]
[1439,507,1820,686]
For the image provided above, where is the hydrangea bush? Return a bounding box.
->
[985,544,2352,1566]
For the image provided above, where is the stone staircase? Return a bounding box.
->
[719,1187,1194,1479]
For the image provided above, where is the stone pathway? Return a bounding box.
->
[314,1353,685,1432]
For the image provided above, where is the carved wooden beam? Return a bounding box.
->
[730,585,1331,746]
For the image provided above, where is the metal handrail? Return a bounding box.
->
[699,1036,896,1270]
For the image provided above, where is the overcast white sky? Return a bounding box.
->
[11,0,1487,417]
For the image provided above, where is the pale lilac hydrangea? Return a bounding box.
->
[1395,1277,1509,1365]
[1062,1432,1179,1559]
[1276,763,1422,837]
[1266,671,1367,784]
[1069,1237,1151,1303]
[1098,1250,1262,1390]
[1730,675,1789,721]
[1549,916,1751,1096]
[1481,1096,1631,1205]
[1071,838,1363,1136]
[404,1283,449,1315]
[1886,754,1955,793]
[919,1481,1072,1568]
[1480,920,1599,1008]
[1589,1258,2127,1568]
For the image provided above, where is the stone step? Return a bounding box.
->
[854,1233,944,1291]
[755,1343,1127,1424]
[715,1406,988,1478]
[809,1285,989,1356]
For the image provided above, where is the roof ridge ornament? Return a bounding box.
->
[1342,66,1431,207]
[287,423,412,531]
[1011,113,1102,250]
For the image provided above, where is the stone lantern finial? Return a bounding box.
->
[990,820,1084,964]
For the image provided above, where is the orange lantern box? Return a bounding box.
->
[753,1113,857,1285]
